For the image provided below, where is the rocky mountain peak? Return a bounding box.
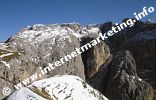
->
[1,20,156,100]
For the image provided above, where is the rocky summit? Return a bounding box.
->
[0,20,156,100]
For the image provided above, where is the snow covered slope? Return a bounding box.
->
[8,75,108,100]
[12,23,100,44]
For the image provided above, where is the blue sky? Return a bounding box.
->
[0,0,156,41]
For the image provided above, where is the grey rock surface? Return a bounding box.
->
[0,23,85,99]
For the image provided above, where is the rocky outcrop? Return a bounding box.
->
[100,20,156,90]
[105,51,156,100]
[0,24,85,99]
[87,50,156,100]
[105,19,156,53]
[81,36,111,81]
[126,29,156,90]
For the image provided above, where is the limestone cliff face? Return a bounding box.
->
[81,20,156,100]
[104,20,156,90]
[126,29,156,90]
[81,36,111,81]
[0,23,85,99]
[105,51,156,100]
[82,45,156,100]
